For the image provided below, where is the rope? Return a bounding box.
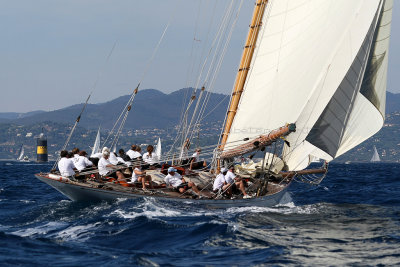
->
[51,93,91,170]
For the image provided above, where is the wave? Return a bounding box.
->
[11,221,69,238]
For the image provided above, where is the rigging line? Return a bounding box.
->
[180,0,207,122]
[193,3,241,131]
[138,1,181,85]
[51,93,92,170]
[166,96,196,157]
[107,1,181,148]
[217,0,271,148]
[171,1,235,158]
[52,40,118,170]
[193,0,245,136]
[111,108,130,149]
[181,0,219,132]
[193,0,229,87]
[91,40,118,93]
[182,0,236,145]
[109,87,139,148]
[103,88,137,147]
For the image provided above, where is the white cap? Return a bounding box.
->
[168,167,177,173]
[221,168,227,173]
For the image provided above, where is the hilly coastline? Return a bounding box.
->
[0,88,229,129]
[0,89,400,162]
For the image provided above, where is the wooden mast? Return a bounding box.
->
[219,0,268,151]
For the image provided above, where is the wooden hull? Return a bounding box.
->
[35,173,291,208]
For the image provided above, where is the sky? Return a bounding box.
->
[1,0,399,113]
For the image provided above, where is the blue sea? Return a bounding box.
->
[0,161,399,266]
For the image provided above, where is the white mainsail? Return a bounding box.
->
[223,0,392,171]
[371,146,381,162]
[17,145,24,161]
[91,127,101,157]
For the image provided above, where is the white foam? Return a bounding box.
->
[222,201,321,216]
[19,199,35,204]
[11,221,68,237]
[55,222,101,241]
[111,198,183,219]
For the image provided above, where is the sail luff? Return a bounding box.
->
[219,0,268,151]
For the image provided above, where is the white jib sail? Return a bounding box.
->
[284,0,392,170]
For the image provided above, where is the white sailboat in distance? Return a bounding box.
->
[17,145,29,162]
[371,146,381,162]
[90,127,101,158]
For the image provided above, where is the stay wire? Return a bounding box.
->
[51,93,92,170]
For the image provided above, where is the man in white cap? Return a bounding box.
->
[98,149,126,181]
[164,167,202,196]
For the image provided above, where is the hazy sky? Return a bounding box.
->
[1,1,399,113]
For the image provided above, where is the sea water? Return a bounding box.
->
[0,161,399,266]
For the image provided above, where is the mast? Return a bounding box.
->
[219,0,268,151]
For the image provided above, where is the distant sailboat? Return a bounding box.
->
[17,145,29,162]
[90,127,101,157]
[112,143,117,154]
[155,137,162,160]
[371,146,381,162]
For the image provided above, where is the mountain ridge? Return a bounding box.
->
[2,88,229,130]
[1,89,400,129]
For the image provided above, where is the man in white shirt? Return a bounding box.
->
[189,148,207,170]
[224,166,251,199]
[129,162,153,190]
[58,150,76,180]
[126,145,142,160]
[164,167,202,196]
[142,145,159,167]
[213,168,229,192]
[98,151,126,181]
[71,148,80,164]
[74,150,93,172]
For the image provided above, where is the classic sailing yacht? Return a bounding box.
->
[35,0,393,207]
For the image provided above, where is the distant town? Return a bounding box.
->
[1,89,400,163]
[1,112,400,163]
